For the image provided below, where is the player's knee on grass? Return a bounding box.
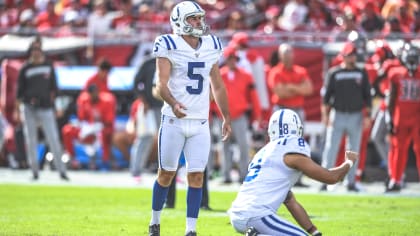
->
[187,172,204,188]
[157,170,176,187]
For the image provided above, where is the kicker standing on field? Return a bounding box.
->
[148,1,231,236]
[229,109,359,236]
[16,39,69,181]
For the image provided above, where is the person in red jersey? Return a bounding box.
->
[62,84,116,169]
[229,32,271,125]
[370,41,401,173]
[83,58,112,93]
[385,42,420,192]
[218,46,261,184]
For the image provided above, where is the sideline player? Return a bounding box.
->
[148,1,231,236]
[229,109,358,235]
[386,43,420,192]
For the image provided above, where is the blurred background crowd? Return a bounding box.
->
[0,0,419,193]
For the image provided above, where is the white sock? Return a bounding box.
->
[150,210,161,225]
[186,217,197,233]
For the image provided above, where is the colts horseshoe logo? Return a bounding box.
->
[171,7,180,22]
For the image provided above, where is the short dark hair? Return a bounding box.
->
[97,58,112,71]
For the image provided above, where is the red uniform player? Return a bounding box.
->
[386,43,420,192]
[62,84,116,169]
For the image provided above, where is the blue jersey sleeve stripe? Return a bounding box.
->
[210,35,218,49]
[162,35,171,50]
[216,37,222,50]
[166,35,177,49]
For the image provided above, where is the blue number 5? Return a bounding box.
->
[187,62,204,94]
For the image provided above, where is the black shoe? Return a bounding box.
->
[319,184,327,191]
[385,183,401,193]
[384,177,390,187]
[164,203,174,209]
[294,180,310,188]
[185,231,197,236]
[223,179,232,184]
[32,172,39,181]
[245,226,259,236]
[149,224,160,236]
[60,173,69,181]
[200,205,212,211]
[347,183,360,192]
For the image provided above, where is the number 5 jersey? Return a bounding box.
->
[152,34,223,119]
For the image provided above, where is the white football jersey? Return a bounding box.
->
[152,34,223,119]
[228,135,311,219]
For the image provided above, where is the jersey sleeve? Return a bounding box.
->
[152,35,172,59]
[207,34,223,61]
[284,136,311,157]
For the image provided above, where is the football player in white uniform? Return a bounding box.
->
[229,109,358,236]
[148,1,231,236]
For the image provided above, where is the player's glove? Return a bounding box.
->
[312,232,322,236]
[384,111,395,135]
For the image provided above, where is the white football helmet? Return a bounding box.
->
[268,109,304,142]
[170,1,209,37]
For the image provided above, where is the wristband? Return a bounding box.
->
[344,159,354,168]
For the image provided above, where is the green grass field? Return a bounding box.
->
[0,184,419,236]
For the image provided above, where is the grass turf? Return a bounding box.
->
[0,184,419,236]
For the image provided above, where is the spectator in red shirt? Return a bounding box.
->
[62,84,116,169]
[35,0,61,33]
[268,43,313,121]
[218,46,261,184]
[83,58,112,93]
[110,0,135,32]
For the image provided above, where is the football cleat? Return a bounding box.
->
[385,183,401,193]
[245,227,259,236]
[185,231,197,236]
[149,224,160,236]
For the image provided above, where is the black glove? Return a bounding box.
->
[313,232,322,236]
[384,111,395,135]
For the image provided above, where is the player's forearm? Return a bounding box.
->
[296,80,313,96]
[157,83,178,108]
[327,161,352,184]
[274,84,294,99]
[212,87,230,122]
[285,199,313,231]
